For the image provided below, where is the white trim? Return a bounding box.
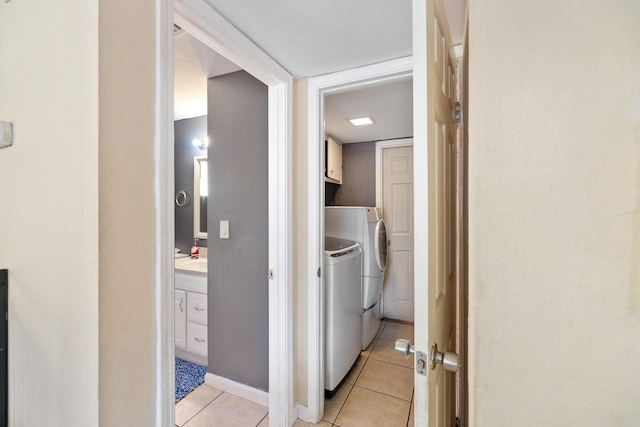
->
[295,404,310,422]
[174,0,290,85]
[156,0,175,425]
[306,57,413,423]
[205,373,270,407]
[267,80,296,426]
[172,1,294,426]
[375,138,415,208]
[412,0,429,424]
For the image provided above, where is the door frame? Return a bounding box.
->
[375,138,414,321]
[456,6,469,425]
[305,57,413,423]
[166,0,294,425]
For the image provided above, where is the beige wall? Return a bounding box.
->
[99,0,168,425]
[0,0,168,424]
[293,78,310,407]
[468,0,640,425]
[0,1,99,424]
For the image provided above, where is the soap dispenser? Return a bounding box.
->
[190,239,199,259]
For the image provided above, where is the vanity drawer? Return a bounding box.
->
[187,292,208,325]
[186,322,208,356]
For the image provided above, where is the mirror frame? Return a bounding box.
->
[193,155,208,239]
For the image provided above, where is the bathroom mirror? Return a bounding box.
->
[193,156,208,239]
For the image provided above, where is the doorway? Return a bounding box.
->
[305,57,414,423]
[166,0,294,426]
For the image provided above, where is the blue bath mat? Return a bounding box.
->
[175,358,208,402]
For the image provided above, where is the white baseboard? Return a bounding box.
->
[205,372,269,407]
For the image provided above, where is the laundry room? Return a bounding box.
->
[320,74,417,423]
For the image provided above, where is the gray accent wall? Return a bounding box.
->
[174,116,208,253]
[207,71,269,391]
[334,141,376,206]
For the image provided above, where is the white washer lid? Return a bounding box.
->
[324,236,359,256]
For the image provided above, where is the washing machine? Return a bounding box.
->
[324,236,362,394]
[325,207,388,349]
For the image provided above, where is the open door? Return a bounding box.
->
[401,0,460,425]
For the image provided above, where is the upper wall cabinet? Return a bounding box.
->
[325,136,342,184]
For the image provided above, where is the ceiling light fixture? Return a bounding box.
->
[192,137,209,150]
[348,116,375,126]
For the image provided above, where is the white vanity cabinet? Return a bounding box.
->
[175,270,208,365]
[326,136,342,184]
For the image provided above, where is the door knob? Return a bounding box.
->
[429,343,460,372]
[395,339,415,359]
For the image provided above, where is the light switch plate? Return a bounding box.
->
[220,220,229,239]
[0,121,13,149]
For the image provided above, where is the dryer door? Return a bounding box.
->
[374,219,388,272]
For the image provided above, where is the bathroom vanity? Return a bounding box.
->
[175,256,208,366]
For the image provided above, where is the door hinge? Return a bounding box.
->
[268,270,274,280]
[456,416,462,427]
[455,101,462,126]
[317,268,321,278]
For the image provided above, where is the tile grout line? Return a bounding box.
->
[332,321,415,426]
[354,356,414,401]
[177,387,226,427]
[331,324,382,427]
[328,356,369,425]
[348,321,415,424]
[255,412,268,427]
[406,388,415,427]
[351,383,414,403]
[331,323,387,427]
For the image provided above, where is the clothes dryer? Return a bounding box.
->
[325,206,387,349]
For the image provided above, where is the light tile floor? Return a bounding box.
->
[175,320,414,427]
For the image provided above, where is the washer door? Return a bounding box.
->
[374,218,388,271]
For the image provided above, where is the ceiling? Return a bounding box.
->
[203,0,467,78]
[324,78,413,144]
[175,1,466,140]
[174,30,240,120]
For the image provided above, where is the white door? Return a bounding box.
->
[382,145,414,322]
[411,0,459,425]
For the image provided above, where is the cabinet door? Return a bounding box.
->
[326,137,342,183]
[175,289,187,349]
